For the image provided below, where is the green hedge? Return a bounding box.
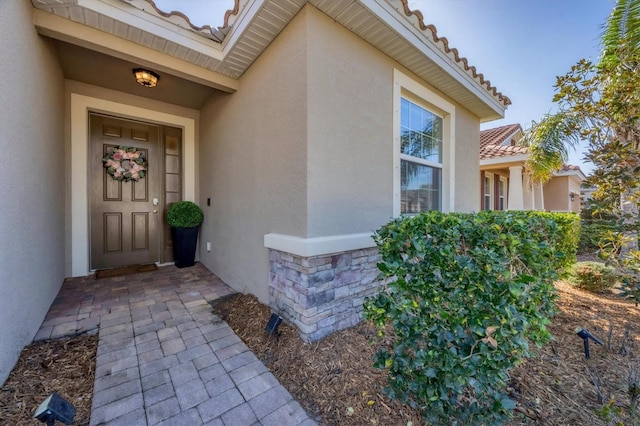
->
[549,212,580,273]
[364,211,572,425]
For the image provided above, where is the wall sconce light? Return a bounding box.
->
[265,313,282,335]
[569,192,576,202]
[133,68,160,88]
[34,393,76,425]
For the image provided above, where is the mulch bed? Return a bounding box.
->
[213,283,640,425]
[0,333,97,425]
[2,280,640,425]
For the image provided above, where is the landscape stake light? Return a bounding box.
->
[34,392,75,425]
[265,313,282,335]
[575,327,603,359]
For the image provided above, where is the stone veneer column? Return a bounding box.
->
[268,247,382,342]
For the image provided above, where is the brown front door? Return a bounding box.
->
[90,113,161,269]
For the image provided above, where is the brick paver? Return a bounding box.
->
[36,263,316,425]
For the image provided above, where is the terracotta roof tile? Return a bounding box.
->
[145,0,510,107]
[561,164,581,172]
[479,124,527,160]
[398,0,511,107]
[143,0,240,41]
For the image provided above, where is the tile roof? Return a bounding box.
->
[555,163,587,179]
[561,164,581,172]
[137,0,240,42]
[398,0,511,107]
[144,0,510,108]
[479,124,527,160]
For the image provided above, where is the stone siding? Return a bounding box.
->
[268,248,382,341]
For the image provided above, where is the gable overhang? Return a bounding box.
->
[554,169,587,181]
[31,3,238,92]
[337,0,507,121]
[480,153,529,168]
[31,0,508,119]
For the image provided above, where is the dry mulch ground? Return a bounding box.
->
[3,280,640,425]
[0,333,97,425]
[214,283,640,425]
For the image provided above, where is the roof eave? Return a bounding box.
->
[480,153,529,167]
[31,0,509,119]
[338,0,508,120]
[32,8,239,92]
[554,170,587,180]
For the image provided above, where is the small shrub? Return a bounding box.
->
[365,211,560,425]
[568,261,617,292]
[166,201,203,228]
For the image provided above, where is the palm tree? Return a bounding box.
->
[522,0,640,184]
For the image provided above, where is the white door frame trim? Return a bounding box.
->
[70,93,196,276]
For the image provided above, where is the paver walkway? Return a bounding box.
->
[36,263,316,426]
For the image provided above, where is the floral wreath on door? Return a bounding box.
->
[102,146,147,182]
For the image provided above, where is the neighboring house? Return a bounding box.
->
[479,124,542,210]
[0,0,510,382]
[581,184,598,209]
[544,165,587,213]
[479,124,585,213]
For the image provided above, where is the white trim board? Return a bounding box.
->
[393,68,456,217]
[264,233,376,258]
[70,93,196,276]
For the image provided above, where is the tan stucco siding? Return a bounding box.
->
[197,7,309,302]
[306,6,394,236]
[196,4,484,301]
[454,108,481,212]
[544,176,569,211]
[0,0,65,384]
[568,175,582,213]
[305,6,482,235]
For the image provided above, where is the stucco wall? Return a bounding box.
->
[198,4,483,302]
[306,6,481,234]
[306,7,393,236]
[454,108,481,212]
[197,6,309,303]
[544,176,569,212]
[0,0,65,384]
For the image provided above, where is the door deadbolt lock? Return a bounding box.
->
[152,197,159,206]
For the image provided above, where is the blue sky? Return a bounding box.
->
[155,0,616,174]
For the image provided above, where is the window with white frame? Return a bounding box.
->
[498,177,507,210]
[400,98,443,214]
[483,174,493,210]
[394,69,454,216]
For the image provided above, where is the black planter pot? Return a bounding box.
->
[171,226,200,268]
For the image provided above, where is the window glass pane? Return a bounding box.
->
[401,160,441,213]
[401,98,410,129]
[484,176,492,210]
[400,98,442,163]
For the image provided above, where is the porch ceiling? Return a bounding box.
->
[31,0,509,120]
[52,40,219,109]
